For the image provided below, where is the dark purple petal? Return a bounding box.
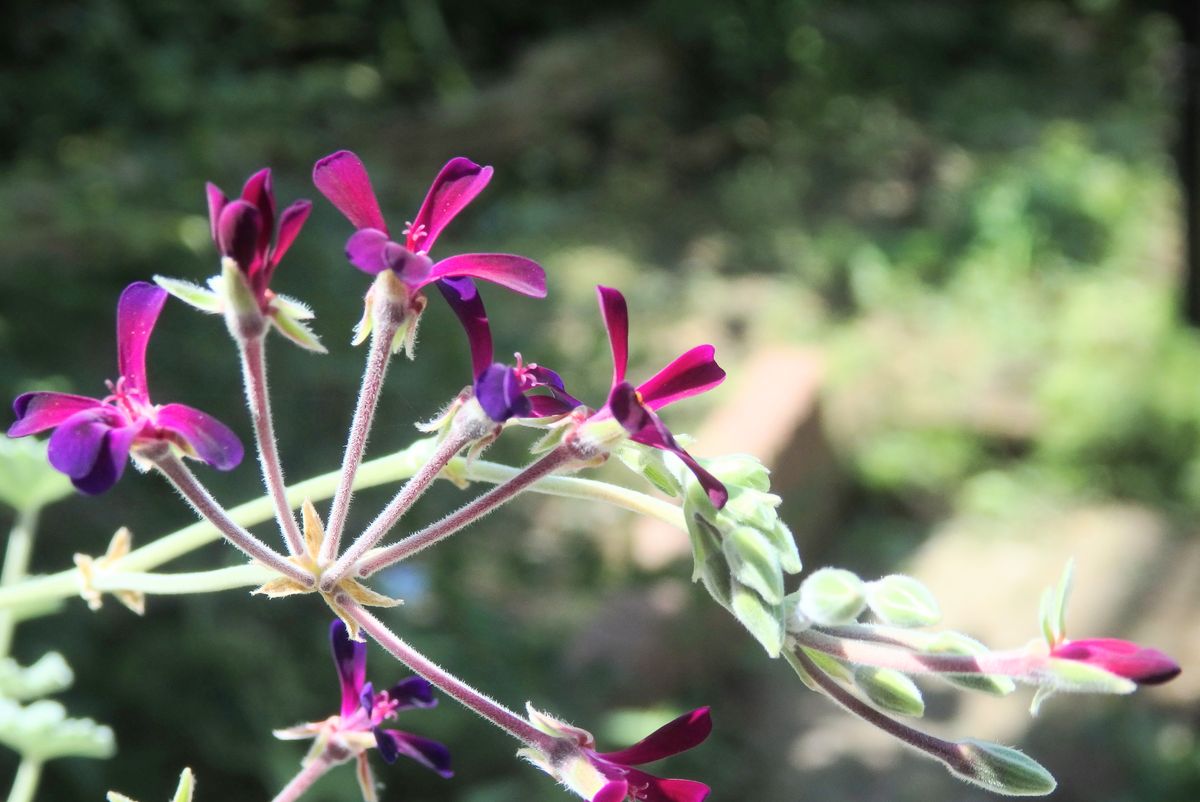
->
[525,365,567,392]
[387,677,437,710]
[205,182,228,243]
[9,392,103,437]
[313,150,388,233]
[269,199,313,270]
[217,200,263,272]
[116,282,168,400]
[596,286,629,387]
[375,730,453,778]
[409,157,493,252]
[607,382,653,434]
[426,254,546,298]
[70,423,139,495]
[156,403,244,470]
[629,416,728,509]
[527,395,578,417]
[47,408,125,478]
[599,708,712,766]
[329,620,367,717]
[345,228,394,275]
[436,277,493,377]
[239,168,276,257]
[594,780,630,802]
[384,243,433,286]
[1051,638,1181,685]
[475,364,532,422]
[637,346,725,411]
[360,681,377,715]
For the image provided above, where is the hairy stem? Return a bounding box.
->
[239,333,305,556]
[321,308,402,563]
[270,753,337,802]
[5,759,42,802]
[796,628,1034,677]
[0,508,39,657]
[356,447,576,578]
[151,450,312,587]
[343,598,558,753]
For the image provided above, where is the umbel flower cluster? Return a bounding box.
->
[1,153,1180,802]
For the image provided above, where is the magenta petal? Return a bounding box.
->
[156,404,244,470]
[269,199,312,268]
[641,776,711,802]
[427,254,546,297]
[116,282,168,399]
[436,277,493,376]
[631,418,728,510]
[376,730,454,777]
[409,157,493,252]
[313,150,388,232]
[600,708,712,766]
[1051,638,1181,685]
[217,200,263,272]
[637,346,725,411]
[205,182,228,243]
[345,228,394,275]
[596,286,629,386]
[527,395,577,417]
[9,392,103,437]
[329,620,367,717]
[594,780,630,802]
[239,168,276,257]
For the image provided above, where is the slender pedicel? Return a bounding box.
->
[341,597,559,753]
[270,751,340,802]
[795,628,1031,677]
[148,447,313,587]
[239,333,305,556]
[355,446,577,578]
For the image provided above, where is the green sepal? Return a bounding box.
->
[1033,657,1137,696]
[724,526,784,605]
[800,645,854,682]
[923,632,1016,696]
[798,567,867,626]
[0,698,115,761]
[0,439,72,513]
[107,767,194,802]
[153,274,221,314]
[0,653,73,702]
[1039,559,1074,647]
[951,739,1057,796]
[270,306,327,353]
[731,581,784,657]
[866,574,941,627]
[853,666,925,717]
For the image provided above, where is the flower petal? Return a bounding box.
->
[1050,638,1181,685]
[637,346,725,411]
[596,286,629,386]
[205,182,228,243]
[239,168,276,258]
[599,708,712,766]
[270,199,313,269]
[629,416,728,509]
[9,392,103,437]
[410,157,493,252]
[636,773,711,802]
[47,408,124,478]
[375,729,453,777]
[156,403,244,470]
[386,676,437,710]
[345,228,394,275]
[475,364,532,422]
[427,254,546,298]
[329,619,367,717]
[217,200,263,272]
[527,395,579,417]
[594,780,630,802]
[116,282,168,400]
[607,382,653,434]
[313,150,388,232]
[436,277,493,377]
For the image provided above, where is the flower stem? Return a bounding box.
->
[355,447,576,578]
[320,307,402,564]
[321,428,473,592]
[5,759,42,802]
[795,628,1033,677]
[342,598,558,753]
[0,508,39,657]
[239,333,305,556]
[150,450,312,587]
[270,753,336,802]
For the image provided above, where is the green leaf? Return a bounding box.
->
[951,739,1057,796]
[731,581,784,657]
[853,666,925,717]
[0,439,73,512]
[0,653,73,702]
[0,698,115,761]
[866,574,941,627]
[798,568,867,626]
[724,526,784,605]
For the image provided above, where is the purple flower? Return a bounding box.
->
[311,151,546,333]
[7,283,243,494]
[1050,638,1181,686]
[588,286,728,509]
[277,620,451,790]
[207,168,312,310]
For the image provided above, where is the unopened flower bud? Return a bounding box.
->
[798,568,867,626]
[951,739,1056,796]
[866,574,941,628]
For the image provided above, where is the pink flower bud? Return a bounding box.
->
[1050,638,1181,685]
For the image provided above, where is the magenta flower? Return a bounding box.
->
[588,286,728,508]
[311,151,546,342]
[7,283,242,494]
[207,168,312,310]
[1050,638,1181,686]
[277,620,451,791]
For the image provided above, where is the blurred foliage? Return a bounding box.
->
[1,0,1198,801]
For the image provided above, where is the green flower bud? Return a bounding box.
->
[951,739,1057,796]
[724,526,785,605]
[853,666,925,717]
[866,574,941,627]
[0,653,73,702]
[0,698,115,761]
[798,568,867,626]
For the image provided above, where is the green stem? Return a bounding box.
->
[5,759,42,802]
[0,508,40,657]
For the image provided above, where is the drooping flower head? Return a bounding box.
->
[1049,638,1181,686]
[582,286,728,508]
[525,705,711,802]
[7,283,243,494]
[276,621,451,799]
[312,151,546,351]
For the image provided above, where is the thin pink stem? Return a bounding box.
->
[321,309,402,563]
[355,446,576,578]
[321,427,475,591]
[239,334,305,556]
[342,598,559,753]
[150,449,312,587]
[795,628,1033,677]
[270,753,337,802]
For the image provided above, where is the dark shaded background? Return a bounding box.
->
[2,1,1198,800]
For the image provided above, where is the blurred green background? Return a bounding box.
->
[2,0,1198,799]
